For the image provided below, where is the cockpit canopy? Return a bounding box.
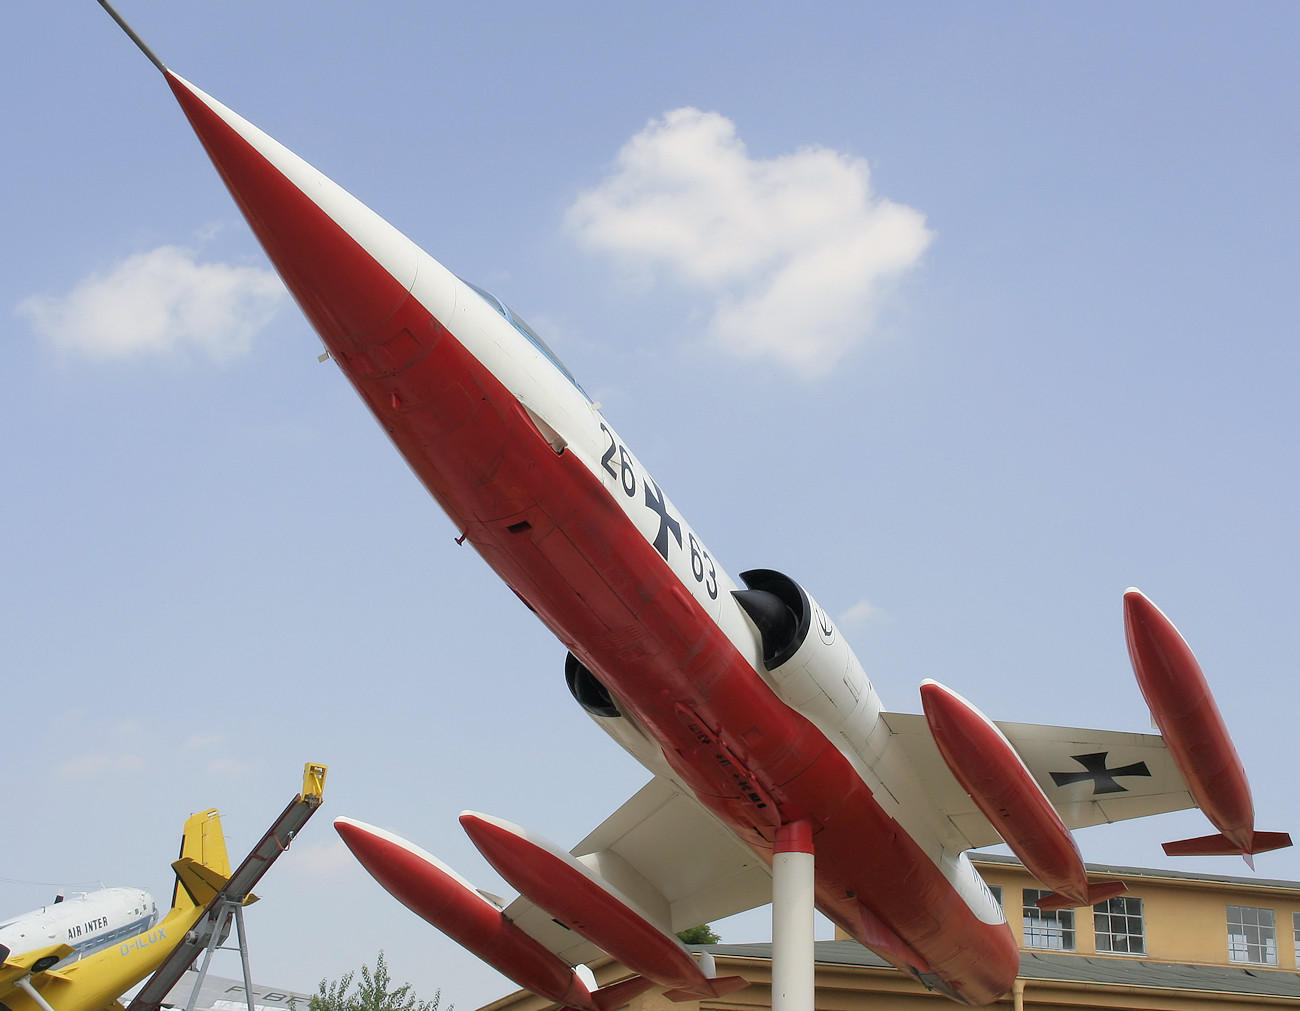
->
[462,279,590,400]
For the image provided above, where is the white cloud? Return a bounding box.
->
[566,108,932,377]
[840,598,888,626]
[18,245,285,362]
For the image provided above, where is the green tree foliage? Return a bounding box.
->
[675,924,721,945]
[303,951,450,1011]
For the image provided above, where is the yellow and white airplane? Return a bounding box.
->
[0,889,160,976]
[0,809,234,1011]
[2,764,327,1011]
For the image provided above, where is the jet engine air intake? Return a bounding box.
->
[733,569,884,754]
[733,569,810,669]
[565,653,620,718]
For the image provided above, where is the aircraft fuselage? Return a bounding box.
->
[0,889,158,967]
[164,73,1018,1004]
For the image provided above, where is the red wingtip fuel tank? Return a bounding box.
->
[920,681,1125,908]
[335,818,607,1011]
[1123,590,1292,860]
[460,813,747,1000]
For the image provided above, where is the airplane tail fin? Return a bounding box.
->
[660,949,749,1002]
[1034,880,1128,911]
[569,976,655,1011]
[662,976,750,1002]
[169,809,231,911]
[1163,829,1293,865]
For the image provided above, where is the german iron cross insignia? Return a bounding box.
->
[1050,752,1152,795]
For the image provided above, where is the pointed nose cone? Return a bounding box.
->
[162,70,444,347]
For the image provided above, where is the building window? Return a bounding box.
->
[1094,896,1145,955]
[1227,905,1277,965]
[1023,889,1075,950]
[989,885,1003,908]
[1293,911,1300,966]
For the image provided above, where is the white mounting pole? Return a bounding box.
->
[771,819,815,1011]
[16,977,60,1011]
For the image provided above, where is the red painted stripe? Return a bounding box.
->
[775,819,815,855]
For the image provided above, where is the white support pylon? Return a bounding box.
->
[15,977,59,1011]
[771,819,815,1011]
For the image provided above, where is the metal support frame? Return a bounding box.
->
[771,820,815,1011]
[128,763,328,1011]
[181,899,257,1011]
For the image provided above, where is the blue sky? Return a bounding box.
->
[3,3,1298,1006]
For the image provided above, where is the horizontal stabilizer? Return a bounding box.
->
[1034,880,1127,911]
[663,975,750,1002]
[0,943,76,986]
[1163,829,1293,858]
[584,976,656,1011]
[171,856,251,908]
[1249,831,1294,853]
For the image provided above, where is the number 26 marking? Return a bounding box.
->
[600,423,635,496]
[601,423,717,600]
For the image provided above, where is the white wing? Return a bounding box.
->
[880,712,1195,850]
[501,776,772,963]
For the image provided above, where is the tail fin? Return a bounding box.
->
[584,977,656,1011]
[1163,829,1292,867]
[1035,880,1128,911]
[169,809,231,911]
[663,976,750,1002]
[662,949,749,1002]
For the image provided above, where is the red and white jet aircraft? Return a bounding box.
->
[98,5,1290,1007]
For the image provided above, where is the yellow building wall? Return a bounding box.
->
[972,859,1300,970]
[481,860,1300,1011]
[482,948,1300,1011]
